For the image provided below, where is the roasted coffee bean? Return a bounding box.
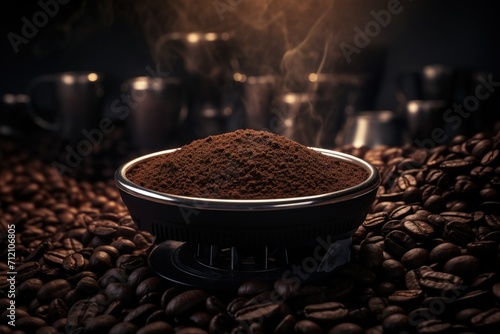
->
[127,267,154,288]
[116,254,144,273]
[390,205,415,220]
[62,238,84,251]
[381,220,402,237]
[111,239,136,254]
[63,253,86,272]
[379,305,405,321]
[440,159,476,175]
[274,314,297,334]
[98,268,128,288]
[47,298,68,322]
[88,219,118,237]
[402,186,421,204]
[423,195,446,213]
[210,313,235,334]
[24,241,51,262]
[160,287,183,309]
[235,302,287,330]
[470,308,500,330]
[380,259,406,282]
[469,272,497,290]
[104,283,136,307]
[396,174,417,191]
[205,296,226,315]
[367,297,389,316]
[165,289,209,317]
[176,327,208,334]
[382,313,410,334]
[362,212,389,232]
[418,271,464,294]
[492,282,500,300]
[384,230,416,259]
[17,278,44,303]
[466,240,498,258]
[455,308,483,324]
[66,300,99,333]
[453,290,495,310]
[136,277,167,299]
[425,170,450,188]
[109,322,139,334]
[82,314,118,334]
[484,215,500,230]
[387,289,424,310]
[89,251,113,273]
[123,304,158,326]
[443,255,480,278]
[360,235,385,248]
[37,279,72,304]
[75,277,100,297]
[187,311,212,328]
[43,250,69,267]
[237,281,272,297]
[421,185,442,203]
[429,243,461,264]
[328,322,363,334]
[304,301,348,325]
[93,245,120,261]
[401,248,429,270]
[416,319,452,334]
[441,211,474,224]
[402,220,435,240]
[146,310,168,324]
[15,316,47,332]
[35,326,59,334]
[137,321,174,334]
[481,150,500,165]
[443,222,475,246]
[358,244,384,270]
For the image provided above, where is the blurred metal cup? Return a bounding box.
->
[397,64,456,104]
[233,73,277,130]
[121,76,184,152]
[336,110,403,148]
[405,100,449,143]
[270,93,323,147]
[26,72,104,141]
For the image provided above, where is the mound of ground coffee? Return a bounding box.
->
[127,129,368,199]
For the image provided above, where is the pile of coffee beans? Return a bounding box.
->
[1,130,500,334]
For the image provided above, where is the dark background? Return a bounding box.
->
[1,0,499,136]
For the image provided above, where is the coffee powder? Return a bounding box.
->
[126,129,368,199]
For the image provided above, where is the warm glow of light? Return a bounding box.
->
[131,78,149,90]
[186,33,201,43]
[424,66,437,79]
[87,73,98,82]
[308,73,318,82]
[62,75,75,84]
[353,117,369,148]
[233,73,246,82]
[205,32,217,41]
[3,94,15,104]
[283,94,297,104]
[284,119,293,127]
[407,101,419,114]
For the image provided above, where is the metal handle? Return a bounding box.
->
[26,74,60,132]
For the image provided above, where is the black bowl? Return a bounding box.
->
[115,148,380,248]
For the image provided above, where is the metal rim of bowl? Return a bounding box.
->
[115,147,380,211]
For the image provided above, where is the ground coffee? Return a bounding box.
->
[126,129,368,199]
